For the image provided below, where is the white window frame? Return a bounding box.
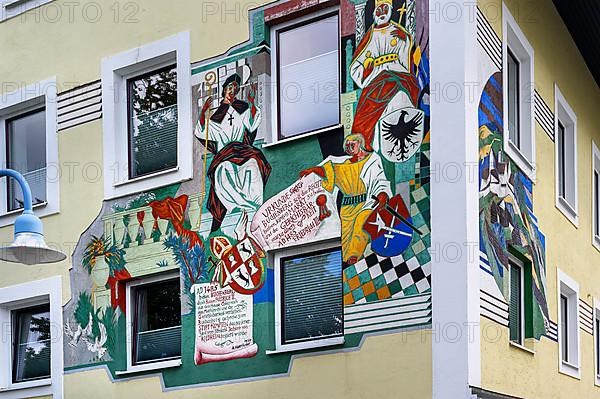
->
[268,239,344,354]
[0,276,63,399]
[502,3,536,181]
[119,271,182,375]
[267,7,342,147]
[557,269,581,379]
[593,297,600,387]
[508,254,525,345]
[0,0,53,22]
[554,84,578,226]
[592,141,600,251]
[0,77,59,227]
[101,31,192,200]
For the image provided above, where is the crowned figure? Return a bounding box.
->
[350,0,420,153]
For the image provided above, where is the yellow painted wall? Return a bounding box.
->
[63,331,432,399]
[479,0,600,397]
[0,1,432,397]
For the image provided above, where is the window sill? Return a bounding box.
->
[509,340,535,355]
[0,202,59,228]
[559,360,581,380]
[0,378,51,392]
[115,358,181,375]
[266,336,344,355]
[263,123,342,149]
[0,201,47,217]
[556,196,579,228]
[114,166,180,187]
[593,235,600,254]
[505,139,536,183]
[1,0,53,21]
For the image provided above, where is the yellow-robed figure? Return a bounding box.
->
[300,134,392,264]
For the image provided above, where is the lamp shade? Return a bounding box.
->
[0,210,66,265]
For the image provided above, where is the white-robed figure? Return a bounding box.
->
[300,134,392,264]
[195,73,271,232]
[348,0,421,155]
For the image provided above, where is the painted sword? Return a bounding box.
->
[371,195,423,236]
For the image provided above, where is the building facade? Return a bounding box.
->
[0,0,597,398]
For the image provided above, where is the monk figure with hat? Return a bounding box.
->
[195,73,271,233]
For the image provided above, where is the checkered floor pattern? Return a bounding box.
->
[343,253,431,305]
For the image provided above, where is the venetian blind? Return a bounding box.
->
[278,14,340,139]
[509,263,521,343]
[282,249,343,344]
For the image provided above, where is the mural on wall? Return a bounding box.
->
[477,48,549,337]
[62,0,432,388]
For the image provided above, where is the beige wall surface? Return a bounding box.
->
[479,0,600,397]
[63,331,432,399]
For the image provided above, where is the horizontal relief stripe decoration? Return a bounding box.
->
[534,90,555,141]
[579,299,594,335]
[545,320,558,342]
[343,293,431,335]
[476,7,502,70]
[480,289,509,327]
[57,80,102,131]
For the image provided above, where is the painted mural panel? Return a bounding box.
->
[477,15,549,339]
[63,0,431,389]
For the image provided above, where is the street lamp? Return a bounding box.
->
[0,169,66,265]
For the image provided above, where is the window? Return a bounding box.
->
[12,304,51,384]
[560,294,569,361]
[126,65,178,179]
[271,241,344,353]
[594,298,600,386]
[502,3,535,180]
[123,273,182,373]
[0,0,53,22]
[101,32,192,199]
[593,142,600,249]
[0,276,63,398]
[558,269,580,379]
[508,257,524,344]
[554,85,578,225]
[270,10,340,142]
[557,121,566,197]
[0,77,58,226]
[507,49,520,147]
[5,108,47,212]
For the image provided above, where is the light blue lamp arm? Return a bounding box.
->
[0,169,33,211]
[0,169,42,236]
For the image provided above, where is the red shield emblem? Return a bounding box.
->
[216,237,265,295]
[363,195,414,257]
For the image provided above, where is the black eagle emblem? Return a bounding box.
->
[381,110,424,160]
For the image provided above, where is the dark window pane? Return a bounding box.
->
[134,278,181,364]
[561,294,569,362]
[12,304,51,383]
[595,170,599,236]
[127,66,178,179]
[6,109,47,211]
[558,121,566,199]
[282,248,343,344]
[507,49,520,148]
[509,261,522,343]
[596,318,600,374]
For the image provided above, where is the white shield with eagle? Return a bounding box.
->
[378,107,424,163]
